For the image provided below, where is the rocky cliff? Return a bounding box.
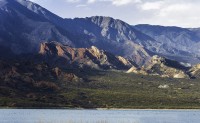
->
[39,41,135,70]
[127,55,190,78]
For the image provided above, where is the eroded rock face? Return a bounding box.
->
[39,42,135,70]
[126,66,138,74]
[145,55,189,78]
[126,66,148,75]
[117,56,132,66]
[127,55,190,78]
[127,55,200,79]
[188,64,200,78]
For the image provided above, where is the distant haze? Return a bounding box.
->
[29,0,200,28]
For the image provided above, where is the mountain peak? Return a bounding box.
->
[1,0,64,24]
[0,0,35,7]
[0,0,45,17]
[89,16,113,20]
[0,0,7,6]
[86,16,128,28]
[90,46,101,55]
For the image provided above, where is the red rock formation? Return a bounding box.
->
[39,42,136,70]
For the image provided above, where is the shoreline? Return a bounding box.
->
[0,107,200,110]
[96,108,200,111]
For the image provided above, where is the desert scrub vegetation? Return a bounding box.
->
[57,70,200,109]
[1,68,200,109]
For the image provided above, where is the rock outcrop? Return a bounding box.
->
[126,66,147,75]
[188,64,200,78]
[127,55,190,78]
[39,41,135,70]
[145,55,189,78]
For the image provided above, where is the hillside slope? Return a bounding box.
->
[134,24,200,64]
[0,0,73,55]
[0,0,156,66]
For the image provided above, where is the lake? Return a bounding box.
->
[0,109,199,123]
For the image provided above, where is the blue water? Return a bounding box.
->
[0,109,199,123]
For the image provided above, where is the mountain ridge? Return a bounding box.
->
[1,0,200,66]
[133,24,200,64]
[0,0,155,66]
[0,0,73,54]
[38,41,136,70]
[127,55,191,78]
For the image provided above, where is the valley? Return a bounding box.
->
[1,0,200,109]
[1,68,200,109]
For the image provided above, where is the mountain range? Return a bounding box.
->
[1,0,200,67]
[0,0,200,71]
[0,0,160,66]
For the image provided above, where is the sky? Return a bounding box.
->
[29,0,200,28]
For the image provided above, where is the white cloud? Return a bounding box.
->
[87,0,96,3]
[141,1,164,10]
[65,0,80,3]
[29,0,39,2]
[159,4,191,17]
[111,0,141,6]
[76,4,88,7]
[64,0,141,6]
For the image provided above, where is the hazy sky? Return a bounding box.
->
[29,0,200,28]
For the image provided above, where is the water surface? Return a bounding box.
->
[0,109,199,123]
